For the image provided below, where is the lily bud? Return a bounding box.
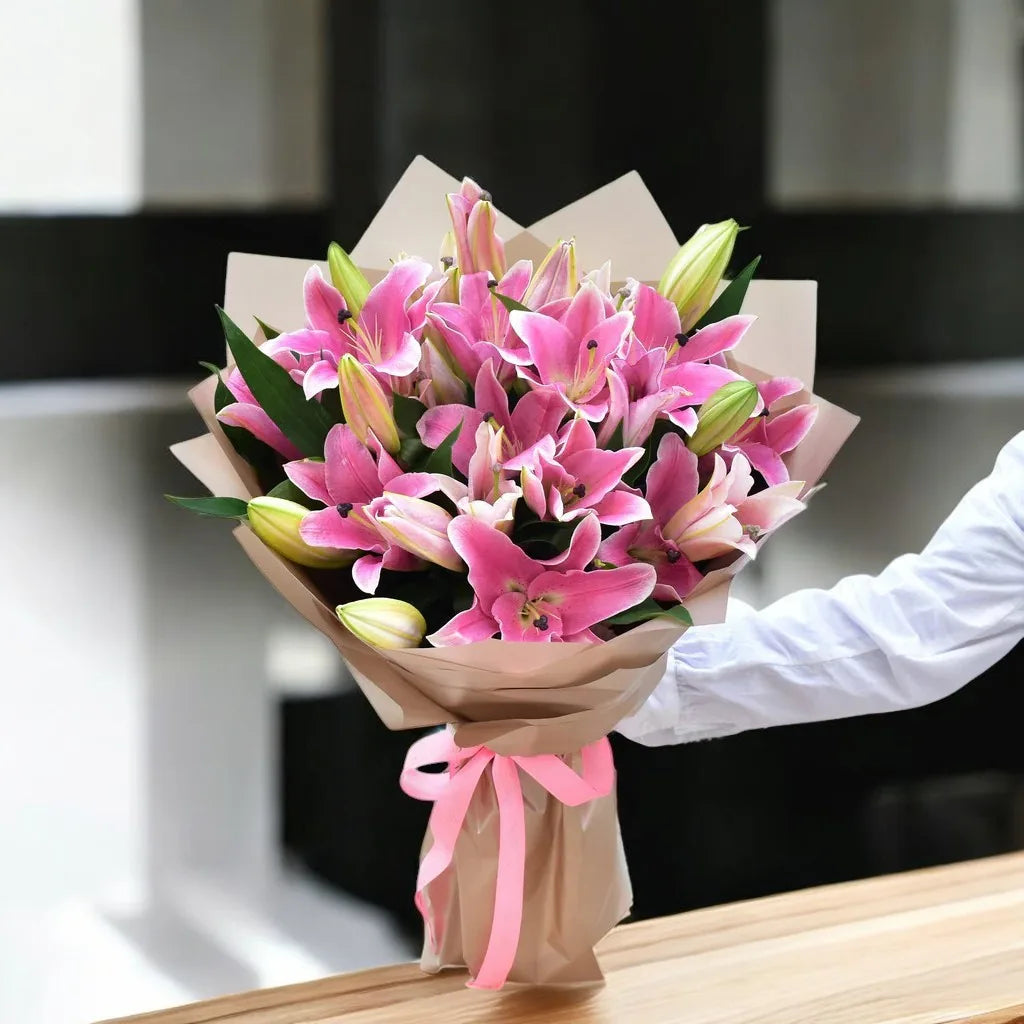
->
[247,497,354,568]
[658,219,740,332]
[337,354,400,455]
[446,179,505,278]
[523,238,578,308]
[336,597,426,650]
[687,380,759,457]
[327,243,370,317]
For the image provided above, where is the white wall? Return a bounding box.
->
[770,0,1023,207]
[0,0,326,213]
[0,0,142,212]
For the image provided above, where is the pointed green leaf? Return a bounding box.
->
[693,255,761,331]
[166,495,249,519]
[254,317,281,340]
[493,292,530,314]
[605,599,693,627]
[606,422,625,451]
[393,393,427,437]
[217,306,333,457]
[424,422,462,475]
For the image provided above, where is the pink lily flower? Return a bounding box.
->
[429,514,657,645]
[522,239,578,310]
[288,424,439,594]
[418,360,567,476]
[509,417,650,526]
[599,433,804,602]
[218,335,325,459]
[296,258,432,398]
[427,262,534,385]
[509,282,633,420]
[372,492,463,572]
[721,377,818,485]
[446,178,506,278]
[429,421,523,533]
[626,281,754,404]
[599,347,694,448]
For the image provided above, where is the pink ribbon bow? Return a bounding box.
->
[400,729,615,990]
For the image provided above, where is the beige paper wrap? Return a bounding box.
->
[173,157,858,986]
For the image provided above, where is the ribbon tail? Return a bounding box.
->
[469,756,526,990]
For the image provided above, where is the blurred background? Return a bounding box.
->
[3,1,1024,1020]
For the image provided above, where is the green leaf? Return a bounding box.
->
[166,495,249,519]
[605,599,693,627]
[254,317,281,340]
[217,306,333,457]
[424,422,462,475]
[492,292,530,314]
[515,519,577,555]
[393,393,427,437]
[267,479,317,506]
[605,422,625,451]
[399,437,428,470]
[693,255,761,331]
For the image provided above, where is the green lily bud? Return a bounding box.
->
[247,497,354,568]
[336,597,427,650]
[687,380,759,457]
[327,242,370,317]
[338,354,401,455]
[658,219,740,332]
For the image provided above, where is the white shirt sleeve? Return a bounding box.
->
[618,431,1024,746]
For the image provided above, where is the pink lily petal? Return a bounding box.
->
[663,361,742,404]
[597,368,628,447]
[383,471,445,498]
[560,281,608,342]
[375,510,461,572]
[680,314,756,362]
[473,360,513,433]
[374,331,422,377]
[352,553,384,594]
[217,403,300,460]
[591,488,652,526]
[531,563,656,634]
[738,482,805,533]
[561,446,643,504]
[766,403,818,454]
[724,453,756,507]
[632,284,681,349]
[447,515,539,608]
[511,311,575,388]
[492,591,562,642]
[498,259,532,302]
[519,466,547,518]
[596,522,640,568]
[676,509,747,562]
[504,436,557,473]
[667,406,699,434]
[283,459,331,505]
[428,602,498,646]
[417,404,483,476]
[540,513,602,571]
[733,441,789,486]
[303,267,347,335]
[509,388,568,450]
[300,505,381,552]
[653,555,703,602]
[759,376,804,409]
[272,327,339,357]
[645,433,699,525]
[224,367,255,406]
[302,359,340,399]
[324,424,383,505]
[381,491,452,533]
[359,258,432,358]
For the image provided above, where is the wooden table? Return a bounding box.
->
[100,852,1024,1023]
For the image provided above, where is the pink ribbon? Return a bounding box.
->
[400,729,615,990]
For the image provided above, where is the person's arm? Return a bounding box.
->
[618,432,1024,746]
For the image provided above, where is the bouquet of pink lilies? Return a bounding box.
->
[171,160,854,990]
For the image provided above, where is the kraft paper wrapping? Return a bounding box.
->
[173,156,858,986]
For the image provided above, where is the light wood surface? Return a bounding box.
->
[99,852,1024,1023]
